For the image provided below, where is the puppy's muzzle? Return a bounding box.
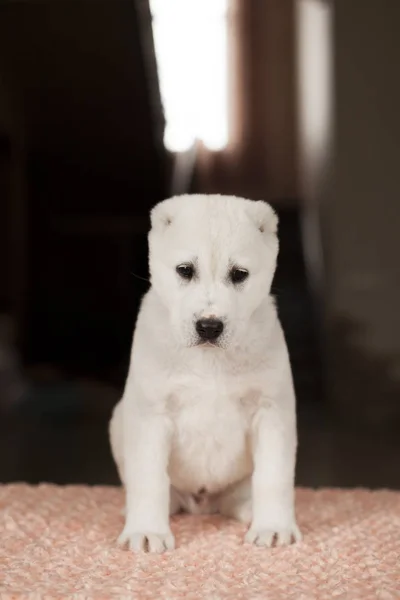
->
[196,318,224,343]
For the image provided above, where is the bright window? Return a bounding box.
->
[150,0,229,152]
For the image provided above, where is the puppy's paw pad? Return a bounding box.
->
[118,528,175,553]
[245,523,302,547]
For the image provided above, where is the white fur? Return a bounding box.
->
[109,194,301,552]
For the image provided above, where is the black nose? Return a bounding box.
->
[196,318,224,341]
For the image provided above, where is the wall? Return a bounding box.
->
[197,0,300,204]
[0,84,10,308]
[296,0,400,425]
[0,0,168,364]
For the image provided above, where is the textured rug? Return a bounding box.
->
[0,485,399,599]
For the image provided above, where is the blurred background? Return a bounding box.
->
[0,0,399,488]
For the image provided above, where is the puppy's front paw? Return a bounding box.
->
[245,522,302,547]
[118,526,175,553]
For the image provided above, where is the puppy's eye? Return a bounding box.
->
[230,268,249,284]
[176,264,194,280]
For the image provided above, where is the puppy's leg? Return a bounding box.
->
[109,400,125,484]
[245,386,301,547]
[118,398,175,553]
[169,486,183,516]
[110,402,180,520]
[122,487,181,518]
[218,478,252,524]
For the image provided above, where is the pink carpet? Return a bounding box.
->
[0,485,399,599]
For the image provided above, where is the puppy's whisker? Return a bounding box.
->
[130,271,151,284]
[270,286,284,298]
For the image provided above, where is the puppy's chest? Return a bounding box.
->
[167,377,257,492]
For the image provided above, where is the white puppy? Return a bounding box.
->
[109,194,301,553]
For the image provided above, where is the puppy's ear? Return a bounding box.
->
[150,198,175,231]
[246,200,278,235]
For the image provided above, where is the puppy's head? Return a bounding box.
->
[148,194,278,349]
